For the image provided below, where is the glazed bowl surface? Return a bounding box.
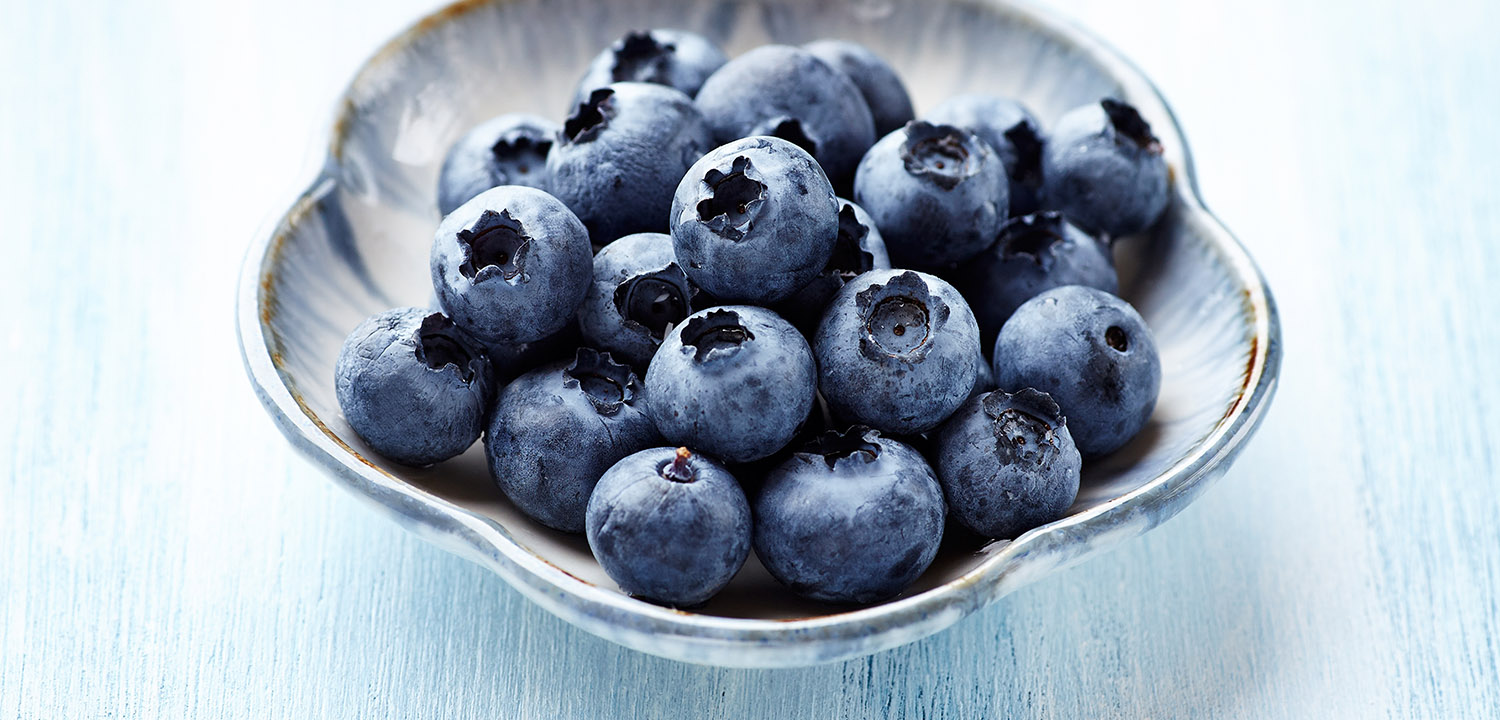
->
[238,0,1281,667]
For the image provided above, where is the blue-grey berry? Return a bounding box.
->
[437,113,558,216]
[1040,98,1169,238]
[803,39,914,137]
[571,29,727,107]
[577,232,699,369]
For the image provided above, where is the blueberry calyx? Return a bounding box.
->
[457,209,531,283]
[612,262,696,340]
[1100,98,1162,154]
[658,447,697,483]
[763,117,819,158]
[696,156,766,241]
[855,271,949,362]
[823,204,876,281]
[562,347,640,415]
[996,212,1067,265]
[563,88,616,144]
[1105,325,1129,352]
[900,121,976,191]
[413,313,479,383]
[491,134,551,179]
[1003,120,1045,186]
[611,31,675,85]
[980,388,1066,461]
[800,426,882,470]
[680,308,754,362]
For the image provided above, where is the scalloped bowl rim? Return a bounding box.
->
[236,0,1281,667]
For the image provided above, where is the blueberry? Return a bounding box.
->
[571,29,727,107]
[815,269,980,435]
[586,447,751,606]
[477,321,582,382]
[437,113,558,216]
[853,121,1008,269]
[645,306,816,463]
[951,211,1118,350]
[431,186,593,344]
[775,197,890,333]
[1040,98,1169,238]
[577,232,699,369]
[334,308,493,466]
[485,348,661,533]
[993,285,1161,456]
[932,388,1081,538]
[694,45,876,189]
[670,136,838,304]
[803,39,914,137]
[547,83,714,244]
[753,427,945,604]
[925,94,1045,216]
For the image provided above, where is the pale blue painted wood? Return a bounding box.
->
[1,0,1497,717]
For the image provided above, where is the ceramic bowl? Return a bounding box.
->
[237,0,1281,667]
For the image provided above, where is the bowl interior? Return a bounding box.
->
[256,0,1259,621]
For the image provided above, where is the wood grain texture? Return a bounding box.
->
[1,0,1497,717]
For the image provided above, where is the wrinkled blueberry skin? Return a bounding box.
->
[645,306,816,462]
[547,83,714,244]
[933,388,1082,539]
[993,285,1161,456]
[334,308,493,466]
[952,211,1118,350]
[816,270,981,435]
[671,137,838,304]
[431,186,593,344]
[925,94,1045,216]
[486,348,661,533]
[754,427,945,604]
[803,39,914,137]
[776,198,891,334]
[694,45,876,190]
[1040,99,1170,238]
[577,232,698,369]
[571,29,727,107]
[437,113,559,216]
[586,448,751,606]
[853,121,1008,269]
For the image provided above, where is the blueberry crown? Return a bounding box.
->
[900,121,979,190]
[799,426,883,470]
[563,88,615,144]
[995,212,1068,264]
[1002,119,1044,186]
[764,117,818,157]
[1100,98,1161,153]
[613,262,697,341]
[855,272,949,362]
[457,209,531,283]
[611,31,676,85]
[563,347,640,415]
[696,156,765,241]
[980,388,1067,463]
[413,313,480,383]
[822,204,876,280]
[680,309,754,362]
[489,133,551,177]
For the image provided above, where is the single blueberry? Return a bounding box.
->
[645,306,816,463]
[803,39,914,137]
[993,285,1161,456]
[547,83,714,244]
[670,136,838,304]
[577,232,699,369]
[694,45,876,190]
[775,197,891,334]
[815,269,980,435]
[853,121,1008,269]
[925,94,1045,215]
[571,29,727,107]
[334,308,493,466]
[431,186,593,344]
[585,447,751,607]
[1040,98,1170,238]
[754,426,945,604]
[932,388,1082,539]
[437,113,559,216]
[951,211,1118,350]
[486,348,661,533]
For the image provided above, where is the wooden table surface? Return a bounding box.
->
[3,0,1497,716]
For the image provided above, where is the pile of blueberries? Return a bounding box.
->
[335,30,1168,607]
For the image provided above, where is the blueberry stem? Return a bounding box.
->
[662,447,696,483]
